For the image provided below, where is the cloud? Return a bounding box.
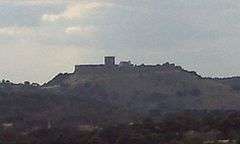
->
[65,26,97,35]
[1,0,67,5]
[3,0,240,83]
[42,2,107,22]
[0,27,33,36]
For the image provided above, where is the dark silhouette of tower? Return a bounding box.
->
[104,56,115,66]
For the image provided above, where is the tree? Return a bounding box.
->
[1,79,5,84]
[24,81,30,86]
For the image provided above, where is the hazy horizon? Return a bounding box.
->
[1,0,240,83]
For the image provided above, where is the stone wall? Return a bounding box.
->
[74,63,182,74]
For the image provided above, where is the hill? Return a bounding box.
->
[45,62,240,118]
[0,83,136,130]
[2,61,240,130]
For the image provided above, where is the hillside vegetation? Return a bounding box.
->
[46,63,240,116]
[1,63,240,129]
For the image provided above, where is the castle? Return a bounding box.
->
[74,56,182,74]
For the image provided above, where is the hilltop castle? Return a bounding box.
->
[44,56,199,88]
[74,56,182,74]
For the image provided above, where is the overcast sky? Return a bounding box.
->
[0,0,240,83]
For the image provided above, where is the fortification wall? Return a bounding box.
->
[74,63,182,74]
[74,65,119,74]
[74,65,137,74]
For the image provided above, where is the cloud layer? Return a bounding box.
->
[0,0,240,83]
[0,27,33,36]
[42,2,106,22]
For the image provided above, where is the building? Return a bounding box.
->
[74,56,182,74]
[119,61,133,67]
[2,123,13,130]
[104,56,115,66]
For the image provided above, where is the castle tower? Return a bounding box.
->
[104,56,115,66]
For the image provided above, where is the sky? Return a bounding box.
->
[0,0,240,84]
